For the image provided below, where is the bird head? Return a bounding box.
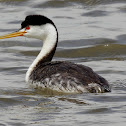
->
[0,15,57,41]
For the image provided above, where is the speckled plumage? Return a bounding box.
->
[29,61,111,93]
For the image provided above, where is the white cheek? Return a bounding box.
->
[24,31,35,38]
[24,27,45,39]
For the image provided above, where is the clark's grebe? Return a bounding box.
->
[0,15,111,93]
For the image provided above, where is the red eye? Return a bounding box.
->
[26,26,30,30]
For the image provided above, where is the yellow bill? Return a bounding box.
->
[0,31,26,39]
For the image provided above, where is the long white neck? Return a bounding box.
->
[25,24,58,82]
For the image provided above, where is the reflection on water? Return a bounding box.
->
[56,44,126,59]
[0,0,126,126]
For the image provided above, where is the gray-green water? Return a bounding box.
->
[0,0,126,125]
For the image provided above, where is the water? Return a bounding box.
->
[0,0,126,125]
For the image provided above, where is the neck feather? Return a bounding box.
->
[25,24,58,82]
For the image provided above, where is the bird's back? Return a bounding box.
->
[29,61,111,93]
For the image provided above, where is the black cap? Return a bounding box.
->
[21,15,55,29]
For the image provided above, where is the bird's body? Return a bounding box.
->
[28,61,109,93]
[0,15,111,93]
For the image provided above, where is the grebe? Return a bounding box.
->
[0,15,111,93]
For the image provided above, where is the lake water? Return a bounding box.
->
[0,0,126,126]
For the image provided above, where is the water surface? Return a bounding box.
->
[0,0,126,126]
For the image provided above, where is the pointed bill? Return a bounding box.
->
[0,31,26,39]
